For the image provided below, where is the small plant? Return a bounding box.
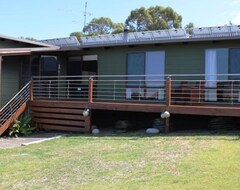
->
[9,114,36,137]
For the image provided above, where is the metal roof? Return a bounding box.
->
[79,25,240,47]
[39,36,80,47]
[38,25,240,49]
[80,28,188,46]
[192,25,240,38]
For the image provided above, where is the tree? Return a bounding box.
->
[112,23,125,34]
[70,32,84,41]
[185,22,194,35]
[83,17,116,36]
[70,5,183,36]
[125,7,152,32]
[149,6,182,30]
[125,5,182,32]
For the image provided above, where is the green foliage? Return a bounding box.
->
[185,22,194,35]
[111,23,125,34]
[125,7,152,32]
[9,115,36,137]
[70,5,185,36]
[83,17,117,36]
[70,32,84,41]
[126,5,183,31]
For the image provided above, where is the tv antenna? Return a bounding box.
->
[84,1,88,28]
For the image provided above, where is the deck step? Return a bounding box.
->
[29,100,91,133]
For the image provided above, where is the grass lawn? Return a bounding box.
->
[0,131,240,190]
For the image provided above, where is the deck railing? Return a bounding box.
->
[32,74,240,107]
[0,82,31,127]
[32,75,166,103]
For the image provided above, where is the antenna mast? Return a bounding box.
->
[84,1,87,28]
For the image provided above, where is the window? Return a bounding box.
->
[204,48,240,101]
[127,52,145,87]
[229,48,240,80]
[40,56,58,76]
[126,51,165,99]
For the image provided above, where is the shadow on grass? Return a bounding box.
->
[63,129,240,141]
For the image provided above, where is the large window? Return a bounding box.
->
[126,51,165,99]
[127,52,145,86]
[229,48,240,80]
[127,51,165,84]
[205,48,240,101]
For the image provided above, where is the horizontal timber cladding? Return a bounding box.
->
[1,56,21,107]
[71,40,240,77]
[29,100,91,132]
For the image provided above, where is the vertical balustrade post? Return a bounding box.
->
[166,76,172,106]
[67,80,70,99]
[30,79,34,101]
[231,80,234,104]
[48,80,51,99]
[113,80,116,100]
[139,80,141,101]
[88,77,94,103]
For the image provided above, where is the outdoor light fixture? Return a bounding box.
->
[161,111,170,119]
[83,108,90,117]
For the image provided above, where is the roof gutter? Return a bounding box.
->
[0,47,60,56]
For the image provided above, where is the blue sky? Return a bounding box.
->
[0,0,240,40]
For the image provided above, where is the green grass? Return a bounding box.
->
[0,132,240,190]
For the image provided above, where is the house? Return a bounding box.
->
[1,25,240,135]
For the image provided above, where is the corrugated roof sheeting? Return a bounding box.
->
[39,36,80,47]
[37,25,240,48]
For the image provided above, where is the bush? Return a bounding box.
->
[9,115,36,137]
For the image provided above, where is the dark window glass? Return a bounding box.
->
[31,57,40,76]
[41,56,58,76]
[229,48,240,80]
[127,52,145,86]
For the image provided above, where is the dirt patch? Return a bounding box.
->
[0,132,65,149]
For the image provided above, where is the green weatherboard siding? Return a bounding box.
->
[61,40,240,78]
[1,57,21,107]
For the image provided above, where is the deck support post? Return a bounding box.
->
[30,79,34,101]
[88,77,93,103]
[166,76,172,106]
[165,76,172,133]
[165,118,170,133]
[87,77,94,132]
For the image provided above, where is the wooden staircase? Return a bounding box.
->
[0,82,31,136]
[0,103,28,136]
[29,100,91,132]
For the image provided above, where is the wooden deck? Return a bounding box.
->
[29,99,240,133]
[29,75,240,132]
[89,101,240,117]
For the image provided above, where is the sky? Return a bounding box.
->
[0,0,240,40]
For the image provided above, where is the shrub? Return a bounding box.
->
[9,115,36,137]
